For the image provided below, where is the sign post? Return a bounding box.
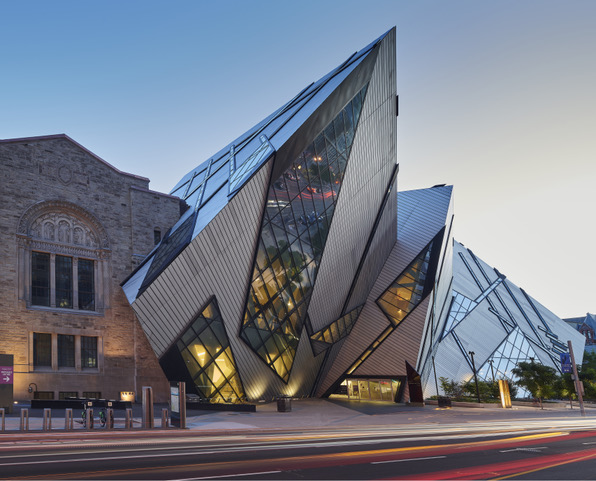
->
[567,340,585,417]
[170,382,186,429]
[0,355,14,414]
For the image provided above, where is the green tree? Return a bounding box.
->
[512,361,558,409]
[580,351,596,400]
[555,373,577,408]
[439,377,465,399]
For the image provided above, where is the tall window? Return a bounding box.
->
[31,252,50,306]
[78,259,95,311]
[55,255,73,308]
[154,228,162,246]
[58,334,75,367]
[81,336,98,368]
[18,203,107,313]
[33,332,52,368]
[30,252,95,311]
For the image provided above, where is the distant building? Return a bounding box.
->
[0,134,180,402]
[564,313,596,354]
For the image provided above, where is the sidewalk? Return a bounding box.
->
[2,398,595,434]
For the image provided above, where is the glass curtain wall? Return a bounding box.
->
[240,85,369,381]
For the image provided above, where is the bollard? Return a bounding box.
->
[86,408,94,430]
[20,409,29,431]
[142,386,154,429]
[106,408,114,430]
[125,408,133,429]
[43,408,52,431]
[65,408,73,430]
[161,408,169,429]
[0,408,4,432]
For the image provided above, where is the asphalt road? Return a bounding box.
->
[2,422,596,480]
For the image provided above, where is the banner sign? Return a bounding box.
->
[560,352,573,373]
[0,366,12,384]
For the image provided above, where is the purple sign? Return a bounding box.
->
[560,353,573,374]
[0,366,13,384]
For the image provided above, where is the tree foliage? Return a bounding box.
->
[511,361,558,409]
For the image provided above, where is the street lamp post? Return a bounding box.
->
[488,359,496,383]
[469,351,481,403]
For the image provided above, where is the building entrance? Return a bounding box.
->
[341,378,402,402]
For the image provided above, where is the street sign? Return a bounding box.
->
[0,366,12,384]
[560,352,573,373]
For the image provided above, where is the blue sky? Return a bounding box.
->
[2,0,594,319]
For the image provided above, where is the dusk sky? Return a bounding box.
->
[2,1,594,319]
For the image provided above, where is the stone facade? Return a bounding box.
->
[0,134,180,402]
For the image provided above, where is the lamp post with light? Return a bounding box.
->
[469,351,481,403]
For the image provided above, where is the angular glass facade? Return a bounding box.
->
[441,292,477,339]
[166,299,245,403]
[310,306,363,355]
[477,327,539,386]
[377,241,434,326]
[240,85,369,381]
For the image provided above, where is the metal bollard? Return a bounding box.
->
[142,386,154,429]
[125,408,133,429]
[0,408,4,432]
[20,409,29,431]
[161,408,169,429]
[65,408,73,430]
[43,408,52,431]
[106,408,114,430]
[86,408,94,430]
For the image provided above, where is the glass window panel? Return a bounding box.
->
[81,336,98,368]
[187,340,210,368]
[77,259,95,311]
[55,255,73,309]
[58,334,75,367]
[33,332,51,367]
[31,252,50,306]
[181,347,202,380]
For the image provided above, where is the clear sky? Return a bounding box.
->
[1,0,594,319]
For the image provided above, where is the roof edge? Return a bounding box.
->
[0,134,151,183]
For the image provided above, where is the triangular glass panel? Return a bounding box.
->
[377,241,435,327]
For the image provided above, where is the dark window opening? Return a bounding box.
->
[33,332,52,367]
[31,252,50,306]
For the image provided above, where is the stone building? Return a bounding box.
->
[0,134,180,402]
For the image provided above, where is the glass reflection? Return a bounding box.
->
[240,85,369,381]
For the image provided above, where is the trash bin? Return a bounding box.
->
[437,396,451,408]
[277,396,292,412]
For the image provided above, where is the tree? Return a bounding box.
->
[439,377,465,399]
[554,373,577,408]
[512,361,558,409]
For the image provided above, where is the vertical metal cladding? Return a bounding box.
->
[307,28,397,334]
[130,161,274,399]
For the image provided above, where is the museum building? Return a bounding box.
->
[1,29,583,405]
[0,134,180,401]
[122,28,583,403]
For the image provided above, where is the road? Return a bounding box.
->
[2,420,596,480]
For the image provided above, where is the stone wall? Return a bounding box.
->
[0,135,180,402]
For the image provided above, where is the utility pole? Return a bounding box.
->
[568,340,585,417]
[469,351,481,403]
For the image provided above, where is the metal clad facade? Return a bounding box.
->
[308,29,397,333]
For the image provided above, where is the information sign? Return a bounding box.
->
[0,366,13,384]
[560,352,572,373]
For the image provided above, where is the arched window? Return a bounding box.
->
[17,201,110,313]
